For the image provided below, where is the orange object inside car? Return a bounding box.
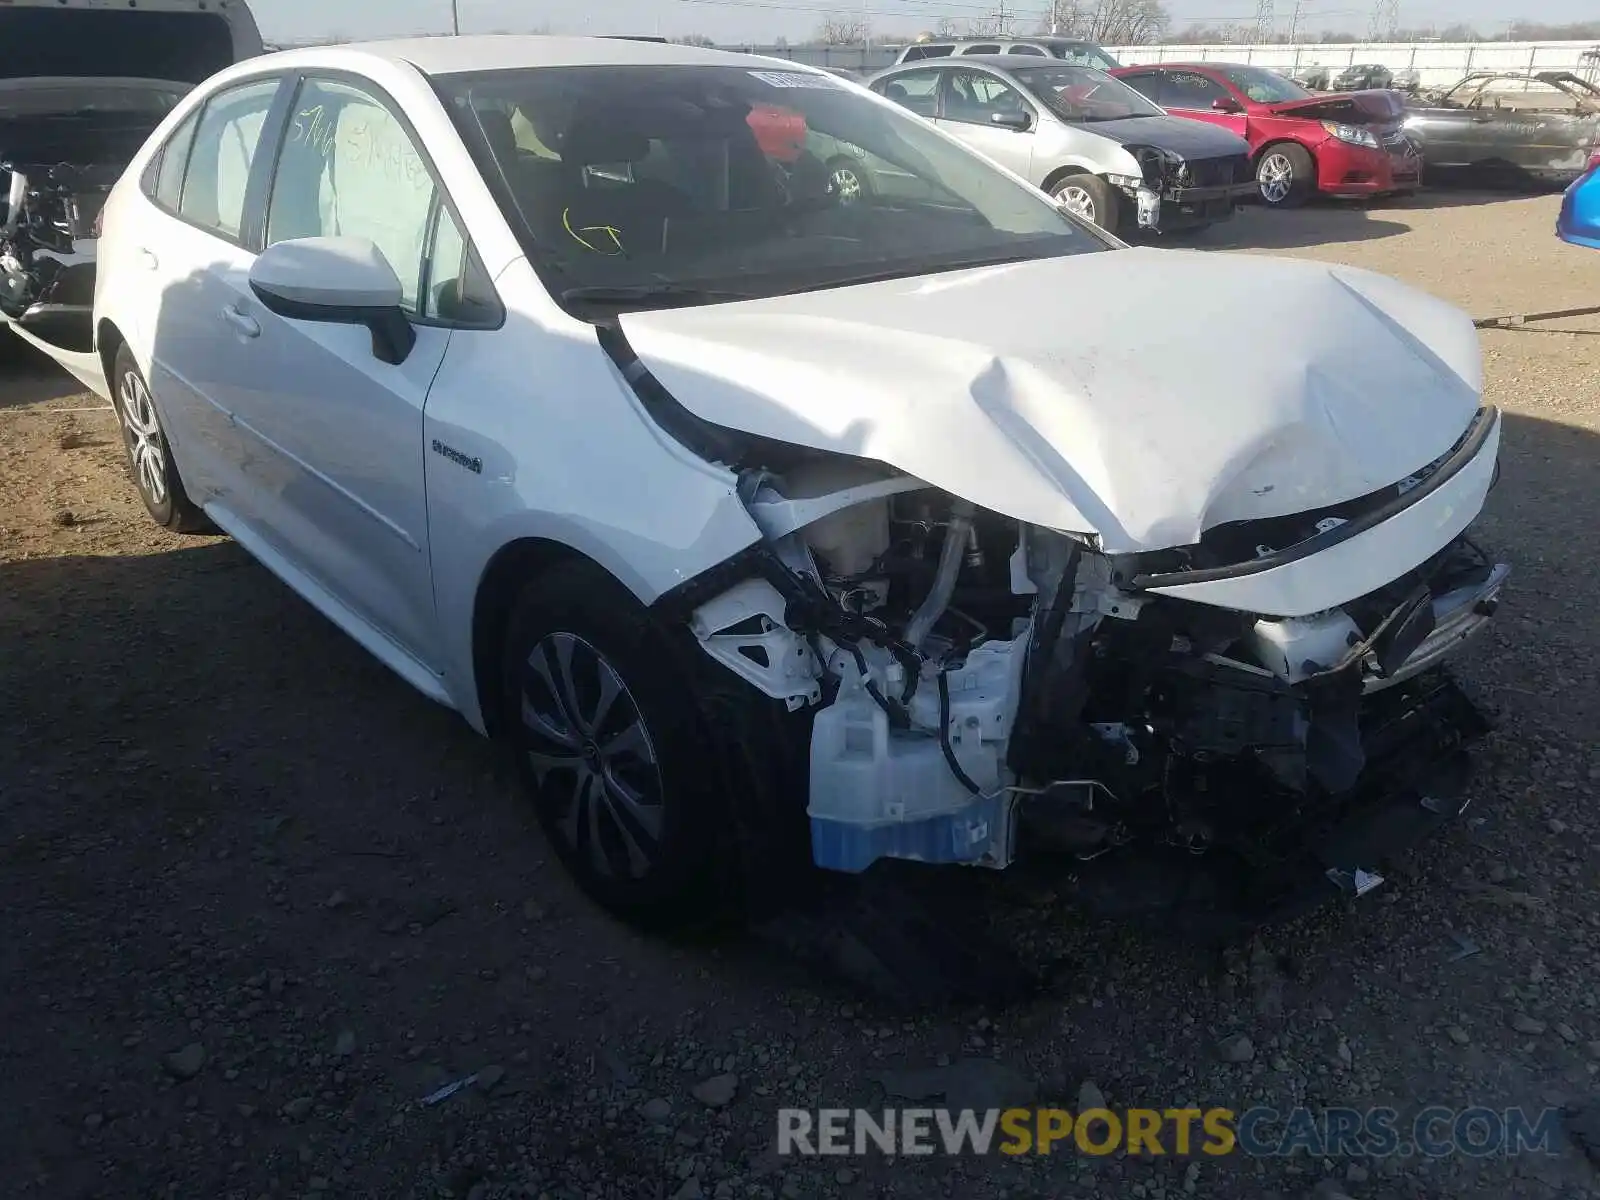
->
[747,104,807,162]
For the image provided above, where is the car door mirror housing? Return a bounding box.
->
[248,236,417,366]
[990,109,1032,131]
[1211,96,1242,113]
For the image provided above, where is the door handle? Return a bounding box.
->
[136,247,158,270]
[221,304,260,338]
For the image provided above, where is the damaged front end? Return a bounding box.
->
[1118,145,1257,232]
[664,412,1507,926]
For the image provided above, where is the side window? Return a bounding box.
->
[421,203,500,326]
[140,110,200,210]
[961,44,1001,55]
[944,70,1031,125]
[1118,71,1163,103]
[178,78,281,240]
[1161,71,1227,110]
[874,70,941,118]
[266,78,439,313]
[1007,43,1047,56]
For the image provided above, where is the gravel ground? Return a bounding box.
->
[2,191,1599,1200]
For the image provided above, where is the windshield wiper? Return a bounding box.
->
[560,284,759,313]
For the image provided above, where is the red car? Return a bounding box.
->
[1109,62,1422,207]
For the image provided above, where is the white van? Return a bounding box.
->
[1,0,263,363]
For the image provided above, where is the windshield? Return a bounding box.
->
[1218,66,1311,104]
[0,82,188,116]
[1012,64,1163,120]
[433,64,1104,314]
[1050,44,1120,70]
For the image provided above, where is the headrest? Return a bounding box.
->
[560,118,652,166]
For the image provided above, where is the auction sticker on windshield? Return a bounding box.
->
[748,70,841,89]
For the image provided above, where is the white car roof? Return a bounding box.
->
[258,35,802,79]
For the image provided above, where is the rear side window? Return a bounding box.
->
[149,111,200,210]
[178,78,281,240]
[961,44,1001,55]
[1007,44,1047,55]
[901,45,953,61]
[874,69,941,118]
[1118,72,1163,103]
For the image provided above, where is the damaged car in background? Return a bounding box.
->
[1405,72,1600,186]
[868,56,1256,235]
[0,0,261,356]
[74,39,1509,967]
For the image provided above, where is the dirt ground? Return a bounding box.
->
[3,192,1599,1200]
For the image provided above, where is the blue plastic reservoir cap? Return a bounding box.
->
[1558,162,1600,250]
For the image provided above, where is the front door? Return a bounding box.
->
[933,68,1038,180]
[188,74,469,668]
[1156,70,1249,138]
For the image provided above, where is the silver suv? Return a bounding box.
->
[895,37,1120,70]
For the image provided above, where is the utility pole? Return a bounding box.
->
[1287,0,1305,41]
[1253,0,1274,43]
[449,0,460,35]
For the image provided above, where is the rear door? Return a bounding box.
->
[138,73,287,508]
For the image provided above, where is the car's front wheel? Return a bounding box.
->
[500,560,734,927]
[111,344,212,533]
[1051,173,1121,235]
[1255,143,1314,208]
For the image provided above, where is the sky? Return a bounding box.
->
[252,0,1596,44]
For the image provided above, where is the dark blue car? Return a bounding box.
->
[1558,160,1600,249]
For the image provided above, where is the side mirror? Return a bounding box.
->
[1211,96,1243,113]
[990,109,1033,131]
[248,236,416,366]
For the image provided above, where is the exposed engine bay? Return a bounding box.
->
[1,157,115,343]
[1,108,162,348]
[682,447,1506,919]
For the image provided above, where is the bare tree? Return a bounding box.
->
[674,33,717,46]
[935,16,961,37]
[813,15,871,44]
[1085,0,1170,45]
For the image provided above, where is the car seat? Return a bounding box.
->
[556,120,695,256]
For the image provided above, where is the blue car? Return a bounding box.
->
[1558,160,1600,249]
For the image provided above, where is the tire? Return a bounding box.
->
[1051,172,1121,235]
[1255,143,1315,208]
[110,344,213,533]
[499,560,736,928]
[826,155,872,207]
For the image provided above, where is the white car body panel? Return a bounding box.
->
[621,247,1483,554]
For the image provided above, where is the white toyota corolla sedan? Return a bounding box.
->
[78,36,1508,929]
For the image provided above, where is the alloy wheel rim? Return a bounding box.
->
[118,371,167,505]
[831,166,864,205]
[1258,154,1293,203]
[1058,184,1096,223]
[519,632,664,881]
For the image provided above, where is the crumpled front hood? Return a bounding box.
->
[620,247,1484,554]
